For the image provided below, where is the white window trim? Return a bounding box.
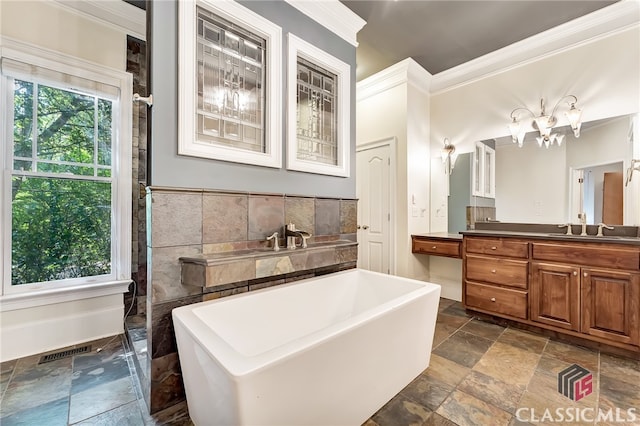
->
[287,33,350,177]
[178,0,282,168]
[0,37,132,298]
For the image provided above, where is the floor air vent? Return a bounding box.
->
[39,345,91,364]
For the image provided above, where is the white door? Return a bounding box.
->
[356,141,391,274]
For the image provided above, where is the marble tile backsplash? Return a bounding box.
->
[143,186,358,415]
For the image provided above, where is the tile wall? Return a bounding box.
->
[142,186,358,414]
[126,35,148,317]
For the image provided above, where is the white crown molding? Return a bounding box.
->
[52,0,146,41]
[357,58,432,102]
[284,0,366,46]
[431,0,640,94]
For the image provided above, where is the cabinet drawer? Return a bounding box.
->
[413,239,461,258]
[532,243,640,271]
[466,237,529,259]
[465,282,528,319]
[466,255,528,289]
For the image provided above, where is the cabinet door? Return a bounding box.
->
[483,145,495,198]
[472,143,484,197]
[581,268,640,346]
[531,262,580,331]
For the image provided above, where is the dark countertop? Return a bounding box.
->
[460,229,640,246]
[411,232,463,241]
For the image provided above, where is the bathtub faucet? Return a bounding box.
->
[285,223,312,249]
[266,232,279,251]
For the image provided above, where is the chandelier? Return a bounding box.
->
[508,95,582,148]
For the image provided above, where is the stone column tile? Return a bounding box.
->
[315,198,340,236]
[150,294,202,359]
[284,197,315,235]
[248,195,285,240]
[149,353,184,415]
[150,245,202,304]
[150,191,203,248]
[340,199,358,234]
[203,193,248,244]
[206,259,256,287]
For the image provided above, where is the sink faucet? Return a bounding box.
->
[579,212,588,236]
[266,232,279,251]
[558,224,573,235]
[596,223,614,237]
[285,223,312,249]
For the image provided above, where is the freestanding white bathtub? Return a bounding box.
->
[173,269,441,426]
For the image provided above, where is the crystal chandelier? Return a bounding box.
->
[508,95,582,148]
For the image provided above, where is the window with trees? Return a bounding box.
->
[1,45,132,293]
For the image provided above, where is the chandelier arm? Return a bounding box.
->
[509,107,535,120]
[550,95,578,118]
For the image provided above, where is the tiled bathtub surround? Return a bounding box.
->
[142,186,357,415]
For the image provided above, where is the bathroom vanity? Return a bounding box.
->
[460,226,640,352]
[411,233,462,259]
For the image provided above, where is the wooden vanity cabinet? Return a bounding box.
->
[581,268,640,346]
[530,262,580,331]
[463,237,529,320]
[411,234,461,259]
[463,234,640,352]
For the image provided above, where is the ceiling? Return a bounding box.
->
[340,0,618,81]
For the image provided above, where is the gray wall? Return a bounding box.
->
[150,0,356,198]
[448,153,471,233]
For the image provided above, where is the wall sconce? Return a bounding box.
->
[508,95,582,148]
[441,138,457,174]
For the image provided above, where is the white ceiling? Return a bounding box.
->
[341,0,618,81]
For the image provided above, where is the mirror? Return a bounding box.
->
[483,114,635,225]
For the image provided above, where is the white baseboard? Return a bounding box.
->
[0,295,124,361]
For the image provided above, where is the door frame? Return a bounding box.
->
[569,159,626,224]
[356,137,397,275]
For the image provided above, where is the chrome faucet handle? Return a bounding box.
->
[596,223,614,237]
[558,224,573,235]
[266,232,279,251]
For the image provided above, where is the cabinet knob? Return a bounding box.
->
[583,272,588,277]
[362,225,369,230]
[573,271,578,276]
[490,297,496,302]
[491,246,497,250]
[491,269,497,274]
[357,225,361,229]
[431,246,437,250]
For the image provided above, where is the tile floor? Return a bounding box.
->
[1,299,638,426]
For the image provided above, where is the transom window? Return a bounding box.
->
[296,57,338,165]
[196,7,265,153]
[286,33,350,177]
[178,0,282,168]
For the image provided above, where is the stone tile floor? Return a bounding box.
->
[1,298,638,425]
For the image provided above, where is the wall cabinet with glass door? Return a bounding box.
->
[472,141,495,198]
